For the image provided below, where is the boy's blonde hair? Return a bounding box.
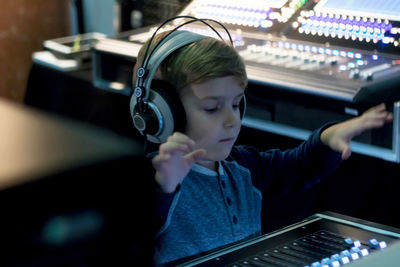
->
[133,30,248,94]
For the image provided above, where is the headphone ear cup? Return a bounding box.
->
[129,80,186,143]
[151,79,186,133]
[240,94,247,120]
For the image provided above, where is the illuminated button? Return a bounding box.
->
[330,254,340,261]
[340,256,350,265]
[350,251,360,260]
[311,262,321,267]
[344,238,353,247]
[320,258,330,265]
[360,248,369,256]
[351,246,361,254]
[369,238,379,248]
[348,62,356,69]
[353,240,362,247]
[371,54,379,60]
[340,250,351,257]
[379,241,387,249]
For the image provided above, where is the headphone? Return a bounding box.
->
[130,16,246,143]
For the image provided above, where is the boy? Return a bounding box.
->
[133,30,393,264]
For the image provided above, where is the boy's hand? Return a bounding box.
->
[152,132,206,193]
[321,103,393,160]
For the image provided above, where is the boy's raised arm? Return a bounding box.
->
[320,103,393,160]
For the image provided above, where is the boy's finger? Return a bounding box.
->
[369,103,386,112]
[184,149,206,164]
[160,142,191,154]
[341,147,352,160]
[152,153,171,168]
[168,132,196,148]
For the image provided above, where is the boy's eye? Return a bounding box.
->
[204,107,218,113]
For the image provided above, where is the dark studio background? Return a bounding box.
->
[1,0,400,266]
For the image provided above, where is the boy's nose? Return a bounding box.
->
[223,108,239,128]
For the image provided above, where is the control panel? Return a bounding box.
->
[178,212,400,267]
[92,0,400,162]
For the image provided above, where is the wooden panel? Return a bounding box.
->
[0,0,69,102]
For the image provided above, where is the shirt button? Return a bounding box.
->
[226,197,232,205]
[221,181,226,188]
[233,216,237,224]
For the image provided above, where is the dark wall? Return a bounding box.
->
[0,0,69,103]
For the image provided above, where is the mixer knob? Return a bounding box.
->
[349,69,360,79]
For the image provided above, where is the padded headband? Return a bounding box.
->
[137,31,206,101]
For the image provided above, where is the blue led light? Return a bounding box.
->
[371,54,379,60]
[355,53,362,59]
[357,60,364,66]
[348,62,356,69]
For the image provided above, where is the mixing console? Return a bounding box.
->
[92,0,400,162]
[175,0,400,104]
[177,212,400,267]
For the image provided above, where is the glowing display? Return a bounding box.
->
[293,0,400,47]
[190,0,308,28]
[315,0,400,21]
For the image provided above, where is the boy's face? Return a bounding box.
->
[180,76,244,168]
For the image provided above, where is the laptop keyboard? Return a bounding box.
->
[228,230,384,267]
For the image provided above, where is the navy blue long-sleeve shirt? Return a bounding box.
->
[153,125,342,264]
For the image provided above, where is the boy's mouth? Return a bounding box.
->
[219,137,234,142]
